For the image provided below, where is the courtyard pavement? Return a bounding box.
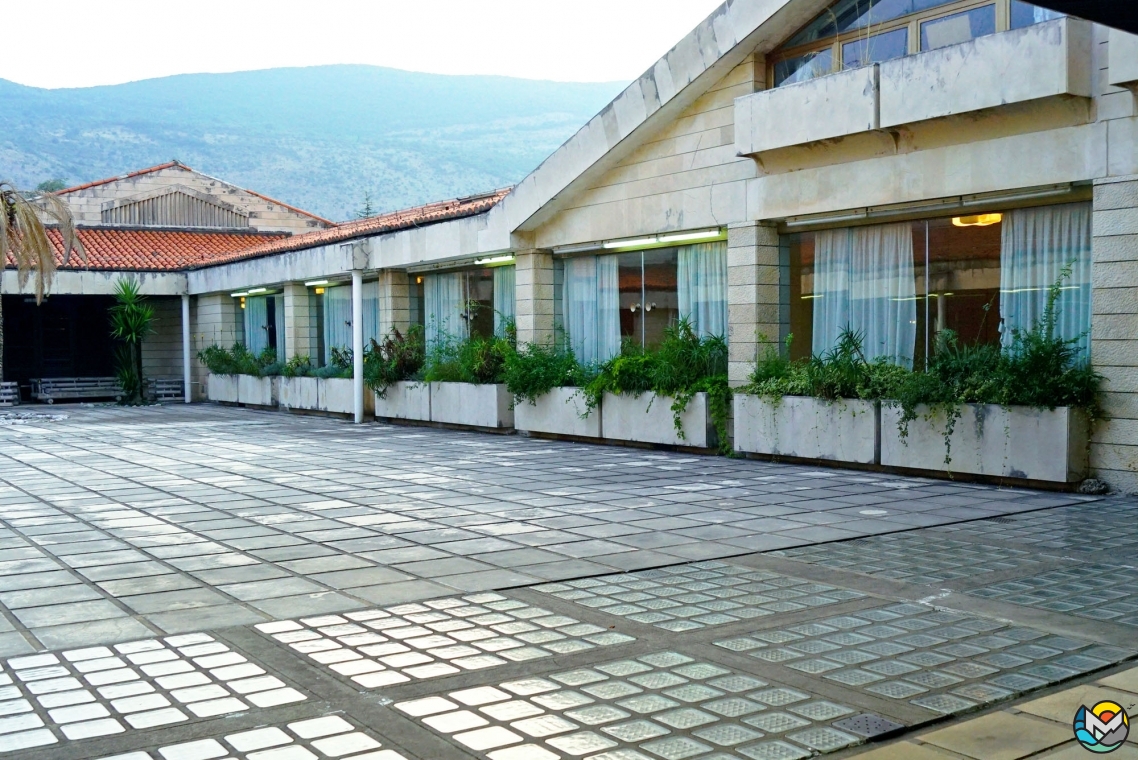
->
[0,404,1131,760]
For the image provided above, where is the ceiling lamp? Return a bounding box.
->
[952,213,1003,227]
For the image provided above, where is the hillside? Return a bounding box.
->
[0,66,626,221]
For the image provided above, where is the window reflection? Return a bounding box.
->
[842,27,909,69]
[921,5,996,51]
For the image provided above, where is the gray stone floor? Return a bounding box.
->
[0,404,1130,760]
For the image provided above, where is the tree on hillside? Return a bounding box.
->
[1,180,86,303]
[35,179,68,193]
[356,191,377,219]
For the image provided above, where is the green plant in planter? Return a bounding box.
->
[282,355,313,378]
[196,344,279,376]
[364,326,427,396]
[504,343,596,406]
[423,325,515,385]
[109,278,155,404]
[582,319,732,454]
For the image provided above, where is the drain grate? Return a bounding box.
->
[833,713,906,739]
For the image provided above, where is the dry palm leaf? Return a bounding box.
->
[1,181,87,303]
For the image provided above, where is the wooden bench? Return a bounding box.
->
[0,382,19,407]
[30,378,123,404]
[147,378,185,403]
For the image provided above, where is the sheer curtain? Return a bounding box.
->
[424,272,466,348]
[563,255,621,365]
[323,286,352,364]
[272,295,286,358]
[363,281,380,348]
[678,241,728,338]
[244,296,269,356]
[813,222,917,366]
[493,265,516,336]
[1000,202,1092,359]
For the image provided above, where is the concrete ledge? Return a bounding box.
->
[374,382,431,421]
[735,65,879,155]
[321,378,371,415]
[237,375,277,407]
[430,383,514,429]
[879,18,1092,128]
[279,377,319,410]
[602,392,714,449]
[515,387,601,438]
[881,403,1089,483]
[206,374,239,403]
[734,395,878,463]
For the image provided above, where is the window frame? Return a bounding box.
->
[769,0,1020,86]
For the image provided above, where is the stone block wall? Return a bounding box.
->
[726,222,784,387]
[515,251,554,347]
[1091,175,1138,492]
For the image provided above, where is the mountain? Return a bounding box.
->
[0,66,627,221]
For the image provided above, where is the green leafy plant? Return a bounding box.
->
[108,278,155,404]
[282,355,314,378]
[364,326,427,397]
[582,319,732,454]
[196,344,279,376]
[423,325,515,385]
[504,343,596,406]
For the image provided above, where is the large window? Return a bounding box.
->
[772,0,1064,87]
[321,282,381,365]
[418,265,515,348]
[786,202,1091,367]
[559,240,728,365]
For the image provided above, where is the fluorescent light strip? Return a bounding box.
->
[247,287,268,294]
[304,280,329,287]
[474,255,515,266]
[602,229,723,249]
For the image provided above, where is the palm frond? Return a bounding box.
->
[1,181,87,304]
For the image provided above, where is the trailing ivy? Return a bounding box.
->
[581,320,733,455]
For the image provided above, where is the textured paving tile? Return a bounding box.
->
[965,564,1138,626]
[255,592,635,688]
[714,602,1134,717]
[533,561,864,633]
[395,650,862,760]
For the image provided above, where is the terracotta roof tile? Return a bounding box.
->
[5,227,288,272]
[201,188,513,267]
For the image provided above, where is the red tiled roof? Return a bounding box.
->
[201,188,513,267]
[55,162,335,227]
[5,227,288,272]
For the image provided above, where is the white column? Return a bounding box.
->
[181,294,192,403]
[351,270,364,424]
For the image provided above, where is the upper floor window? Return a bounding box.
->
[771,0,1065,87]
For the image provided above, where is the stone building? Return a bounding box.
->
[7,0,1138,490]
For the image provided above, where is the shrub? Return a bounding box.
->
[364,326,426,397]
[582,320,732,454]
[282,355,313,378]
[504,343,596,405]
[196,344,278,376]
[423,330,514,385]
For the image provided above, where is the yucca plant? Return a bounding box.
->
[1,182,86,303]
[109,278,155,404]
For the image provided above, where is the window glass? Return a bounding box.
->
[785,0,958,47]
[842,27,909,69]
[1010,0,1065,29]
[642,249,679,348]
[617,252,642,345]
[774,48,834,86]
[921,5,996,50]
[466,268,495,339]
[410,276,425,332]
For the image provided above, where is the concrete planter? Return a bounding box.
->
[237,375,277,407]
[207,374,239,403]
[515,387,601,439]
[734,395,878,464]
[881,403,1090,483]
[320,378,372,415]
[602,392,715,448]
[374,382,432,421]
[431,383,514,429]
[279,377,319,410]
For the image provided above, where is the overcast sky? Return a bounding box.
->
[2,0,726,89]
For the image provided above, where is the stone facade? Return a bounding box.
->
[726,222,784,387]
[283,284,316,361]
[514,251,554,347]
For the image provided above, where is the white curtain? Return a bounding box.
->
[424,272,466,348]
[493,265,516,337]
[363,280,381,349]
[272,295,286,359]
[244,296,269,356]
[813,222,917,366]
[678,241,728,338]
[323,286,352,364]
[564,255,621,365]
[1000,202,1092,359]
